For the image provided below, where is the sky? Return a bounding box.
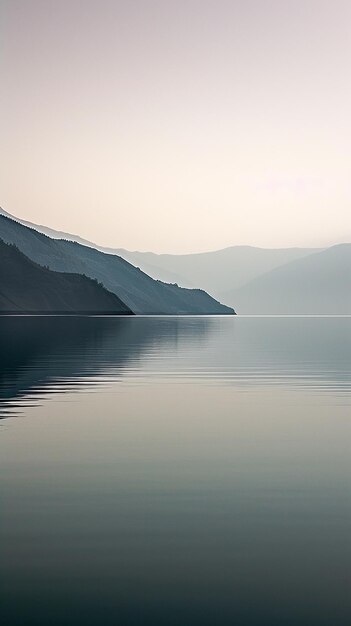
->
[1,0,350,253]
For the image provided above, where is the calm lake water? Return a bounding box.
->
[0,316,350,626]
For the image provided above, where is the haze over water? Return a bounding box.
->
[1,316,350,625]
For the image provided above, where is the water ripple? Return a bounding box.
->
[0,316,350,418]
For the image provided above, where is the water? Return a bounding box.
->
[0,316,350,626]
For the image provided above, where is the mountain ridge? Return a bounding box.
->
[2,207,349,315]
[0,213,234,315]
[223,244,351,314]
[0,207,323,296]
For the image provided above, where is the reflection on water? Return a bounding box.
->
[0,316,350,417]
[0,316,350,626]
[0,316,212,415]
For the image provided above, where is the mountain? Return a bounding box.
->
[114,246,321,297]
[223,244,351,314]
[0,208,320,296]
[0,239,133,315]
[0,214,234,315]
[3,207,348,314]
[0,207,192,287]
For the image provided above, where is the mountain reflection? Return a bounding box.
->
[0,316,350,419]
[0,316,212,417]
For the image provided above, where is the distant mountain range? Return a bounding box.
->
[225,243,351,314]
[0,208,318,293]
[1,207,349,314]
[0,239,132,315]
[0,211,234,315]
[116,246,320,294]
[117,245,350,314]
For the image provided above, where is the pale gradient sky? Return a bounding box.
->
[1,0,350,253]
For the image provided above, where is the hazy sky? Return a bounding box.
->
[1,0,350,252]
